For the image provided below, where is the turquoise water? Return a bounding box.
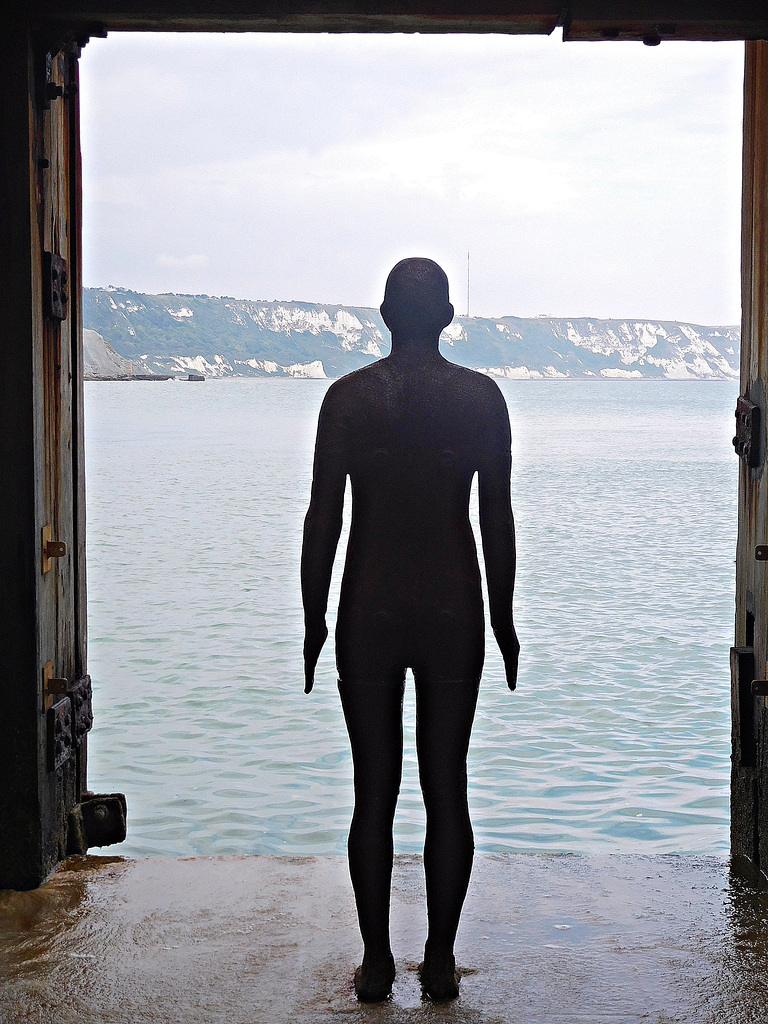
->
[84,378,738,857]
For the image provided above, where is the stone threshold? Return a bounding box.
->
[1,853,766,1023]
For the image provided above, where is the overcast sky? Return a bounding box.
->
[80,33,744,324]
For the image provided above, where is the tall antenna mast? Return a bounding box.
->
[466,251,470,318]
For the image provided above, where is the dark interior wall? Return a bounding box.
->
[0,26,45,889]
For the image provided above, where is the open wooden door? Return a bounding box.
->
[0,27,124,890]
[38,37,128,872]
[36,39,87,877]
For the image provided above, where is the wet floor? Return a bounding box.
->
[1,854,767,1023]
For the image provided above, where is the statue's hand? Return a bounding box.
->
[493,622,520,691]
[303,620,329,694]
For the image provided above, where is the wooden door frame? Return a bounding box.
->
[2,3,768,889]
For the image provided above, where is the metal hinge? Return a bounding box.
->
[42,251,68,322]
[44,666,94,771]
[733,396,760,467]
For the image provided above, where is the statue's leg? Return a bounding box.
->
[415,674,480,999]
[338,675,405,1000]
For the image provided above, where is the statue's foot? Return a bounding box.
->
[354,953,396,1002]
[419,954,460,1001]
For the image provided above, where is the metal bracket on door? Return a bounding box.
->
[67,793,127,854]
[41,524,67,574]
[733,396,761,467]
[43,659,67,712]
[43,666,93,769]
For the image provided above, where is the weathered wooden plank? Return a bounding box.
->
[732,40,768,875]
[28,0,561,35]
[565,0,768,42]
[67,44,90,798]
[38,40,71,876]
[25,0,768,37]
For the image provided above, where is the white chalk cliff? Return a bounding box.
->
[83,288,740,381]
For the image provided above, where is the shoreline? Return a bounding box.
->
[83,374,741,383]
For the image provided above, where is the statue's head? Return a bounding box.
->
[380,258,454,338]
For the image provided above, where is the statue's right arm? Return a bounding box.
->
[301,386,347,693]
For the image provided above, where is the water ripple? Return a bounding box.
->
[85,379,737,857]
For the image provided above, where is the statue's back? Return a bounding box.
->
[327,355,507,675]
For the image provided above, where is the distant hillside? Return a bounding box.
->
[83,287,740,380]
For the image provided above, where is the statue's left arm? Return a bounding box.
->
[301,386,348,693]
[477,381,519,691]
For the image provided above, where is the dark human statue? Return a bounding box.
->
[301,257,518,1002]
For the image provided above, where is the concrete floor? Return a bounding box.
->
[0,853,767,1023]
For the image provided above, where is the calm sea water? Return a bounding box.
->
[84,378,738,858]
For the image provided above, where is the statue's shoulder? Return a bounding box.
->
[449,362,495,384]
[335,361,382,385]
[441,364,510,442]
[445,361,505,398]
[320,363,380,410]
